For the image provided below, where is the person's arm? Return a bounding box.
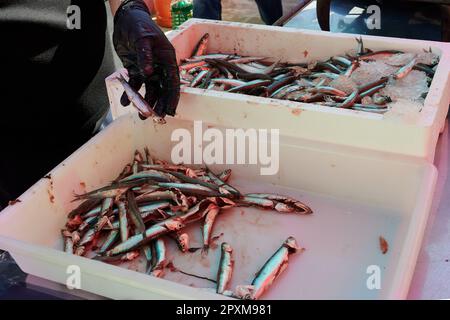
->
[108,0,122,16]
[112,0,180,118]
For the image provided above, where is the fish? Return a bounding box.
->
[250,237,303,299]
[245,193,313,214]
[120,169,180,183]
[338,89,359,108]
[126,190,146,233]
[150,238,167,277]
[104,218,185,257]
[205,167,241,197]
[62,230,74,253]
[358,50,403,61]
[192,33,210,57]
[393,58,417,80]
[201,206,220,255]
[218,169,232,182]
[169,231,190,253]
[68,198,102,218]
[216,242,234,294]
[97,229,120,254]
[117,200,129,242]
[228,79,273,93]
[117,75,166,124]
[190,69,209,88]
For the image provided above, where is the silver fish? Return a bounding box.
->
[117,75,166,124]
[216,242,234,294]
[250,237,303,299]
[150,238,166,277]
[105,218,184,256]
[117,200,129,242]
[202,206,220,255]
[97,229,120,254]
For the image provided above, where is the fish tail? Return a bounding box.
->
[201,245,209,257]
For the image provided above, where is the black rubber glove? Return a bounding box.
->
[113,0,180,118]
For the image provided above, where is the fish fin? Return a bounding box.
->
[201,245,209,257]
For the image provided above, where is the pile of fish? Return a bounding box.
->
[180,34,439,114]
[62,148,312,300]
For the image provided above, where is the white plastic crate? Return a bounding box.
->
[106,19,450,161]
[0,113,437,299]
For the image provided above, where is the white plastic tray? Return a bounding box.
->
[106,19,450,161]
[0,113,437,299]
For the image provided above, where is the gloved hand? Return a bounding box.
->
[113,0,180,119]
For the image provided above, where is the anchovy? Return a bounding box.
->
[185,54,235,62]
[81,205,102,219]
[73,180,144,201]
[331,56,352,67]
[105,218,185,257]
[117,200,129,242]
[228,57,268,64]
[216,243,234,294]
[180,60,208,71]
[266,76,297,95]
[192,33,210,57]
[393,58,416,80]
[228,79,272,93]
[310,72,340,80]
[205,167,240,197]
[211,78,246,87]
[359,50,403,61]
[78,215,99,232]
[169,231,190,253]
[218,169,232,182]
[62,230,74,253]
[156,182,225,197]
[120,169,180,183]
[356,36,365,56]
[100,197,114,216]
[190,70,209,88]
[150,238,166,277]
[357,77,388,93]
[250,237,303,299]
[338,89,359,108]
[240,194,313,214]
[142,245,153,272]
[117,75,166,124]
[271,85,302,99]
[315,62,343,74]
[97,229,120,254]
[79,226,96,247]
[126,191,146,233]
[344,59,360,77]
[202,206,220,255]
[68,198,102,218]
[358,83,386,100]
[310,86,347,97]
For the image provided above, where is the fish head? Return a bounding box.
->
[284,236,301,253]
[165,218,184,231]
[221,242,233,254]
[234,285,255,300]
[178,233,190,252]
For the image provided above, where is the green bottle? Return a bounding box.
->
[171,0,193,30]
